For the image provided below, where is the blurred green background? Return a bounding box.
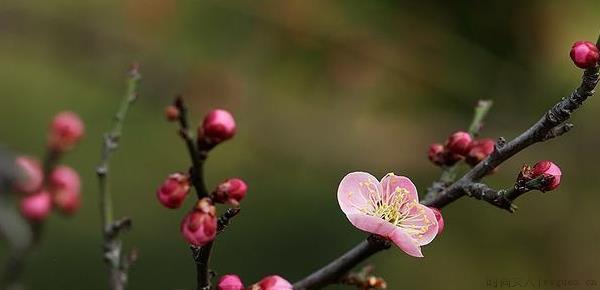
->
[1,1,600,289]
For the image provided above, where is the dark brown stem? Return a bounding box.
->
[293,236,390,290]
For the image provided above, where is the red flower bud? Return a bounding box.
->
[199,109,236,144]
[156,173,191,209]
[430,207,445,235]
[19,191,52,222]
[570,41,600,69]
[218,274,244,290]
[14,156,43,194]
[180,198,217,246]
[48,111,85,152]
[428,143,445,166]
[49,166,82,215]
[466,138,495,166]
[252,275,293,290]
[164,105,180,122]
[213,178,247,206]
[445,131,472,156]
[531,160,562,191]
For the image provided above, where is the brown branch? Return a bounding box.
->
[293,64,599,290]
[96,64,140,290]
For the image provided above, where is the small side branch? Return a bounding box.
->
[217,208,241,234]
[96,64,141,290]
[424,66,599,209]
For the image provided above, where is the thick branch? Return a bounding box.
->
[294,65,599,290]
[293,236,390,290]
[96,64,140,290]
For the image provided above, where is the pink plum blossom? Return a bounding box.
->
[430,207,444,235]
[338,172,439,257]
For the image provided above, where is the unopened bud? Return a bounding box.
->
[466,138,495,166]
[213,178,247,206]
[445,131,472,156]
[20,191,52,222]
[156,173,191,209]
[164,105,180,122]
[218,274,244,290]
[49,166,82,214]
[520,160,562,192]
[180,202,217,246]
[48,111,85,152]
[570,41,600,69]
[252,275,293,290]
[198,109,236,145]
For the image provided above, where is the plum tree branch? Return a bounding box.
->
[293,64,599,290]
[172,96,216,290]
[96,64,140,290]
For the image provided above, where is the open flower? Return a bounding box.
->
[338,172,438,257]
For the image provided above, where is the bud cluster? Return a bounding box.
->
[428,130,495,167]
[14,111,85,222]
[160,102,248,246]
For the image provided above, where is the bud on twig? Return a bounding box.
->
[156,173,191,209]
[19,191,52,222]
[213,178,248,206]
[466,138,495,166]
[180,198,217,246]
[570,41,600,69]
[445,131,472,156]
[198,109,236,147]
[164,105,180,122]
[518,160,562,192]
[218,274,244,290]
[48,111,85,152]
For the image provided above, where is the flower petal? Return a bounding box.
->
[390,228,424,258]
[338,172,382,215]
[400,204,438,246]
[346,214,396,237]
[380,173,419,204]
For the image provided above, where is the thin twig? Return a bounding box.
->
[96,64,141,290]
[293,64,599,290]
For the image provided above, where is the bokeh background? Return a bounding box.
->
[1,1,600,289]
